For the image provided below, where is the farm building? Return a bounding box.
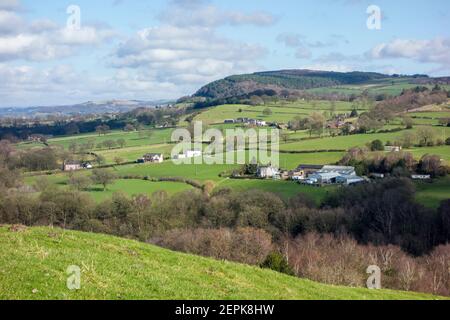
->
[303,165,363,186]
[173,150,202,160]
[63,160,82,171]
[290,164,324,180]
[257,165,279,179]
[139,153,164,163]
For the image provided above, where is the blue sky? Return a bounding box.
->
[1,0,449,106]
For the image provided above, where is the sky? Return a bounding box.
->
[0,0,449,107]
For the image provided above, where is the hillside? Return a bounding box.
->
[0,226,442,300]
[193,69,416,100]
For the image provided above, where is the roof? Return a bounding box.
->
[320,165,356,175]
[144,153,163,157]
[296,164,323,170]
[64,160,81,165]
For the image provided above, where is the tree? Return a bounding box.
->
[260,252,294,276]
[102,140,116,149]
[65,122,80,135]
[402,115,414,129]
[419,154,445,177]
[68,142,78,153]
[124,124,135,132]
[417,127,436,146]
[398,132,417,148]
[307,112,326,137]
[262,108,273,116]
[116,138,126,148]
[114,157,124,165]
[446,137,450,146]
[90,169,117,191]
[370,139,384,151]
[69,175,92,191]
[95,124,110,136]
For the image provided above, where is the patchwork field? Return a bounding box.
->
[16,97,450,208]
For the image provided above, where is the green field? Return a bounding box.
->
[415,177,450,209]
[25,174,194,202]
[47,128,175,150]
[194,100,355,124]
[0,226,442,300]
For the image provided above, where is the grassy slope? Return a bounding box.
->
[0,226,442,300]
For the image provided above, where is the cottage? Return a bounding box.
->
[385,146,402,152]
[257,165,279,179]
[173,150,202,160]
[141,153,164,163]
[63,160,82,171]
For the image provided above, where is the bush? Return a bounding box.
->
[370,139,384,151]
[260,252,294,276]
[446,137,450,146]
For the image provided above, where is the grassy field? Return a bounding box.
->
[217,179,335,203]
[47,128,174,150]
[25,174,194,202]
[415,177,450,209]
[0,226,442,300]
[194,100,355,124]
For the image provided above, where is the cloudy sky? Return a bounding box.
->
[0,0,449,107]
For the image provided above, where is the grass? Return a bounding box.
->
[0,226,443,300]
[415,177,450,209]
[217,179,335,203]
[47,128,174,150]
[25,175,194,202]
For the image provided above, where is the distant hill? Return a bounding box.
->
[0,99,173,118]
[193,69,400,100]
[0,226,441,300]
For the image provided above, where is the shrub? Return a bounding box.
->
[260,252,294,276]
[370,139,384,151]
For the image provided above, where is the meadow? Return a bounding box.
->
[0,226,442,300]
[17,97,450,208]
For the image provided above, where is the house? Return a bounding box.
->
[290,164,323,180]
[411,174,431,180]
[173,150,202,160]
[385,146,402,152]
[63,160,82,171]
[257,165,279,179]
[141,153,164,163]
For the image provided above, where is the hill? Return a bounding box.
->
[0,225,442,300]
[193,69,413,100]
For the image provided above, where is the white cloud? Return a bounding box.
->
[368,37,450,70]
[0,8,117,62]
[159,0,276,28]
[111,25,266,86]
[0,0,20,11]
